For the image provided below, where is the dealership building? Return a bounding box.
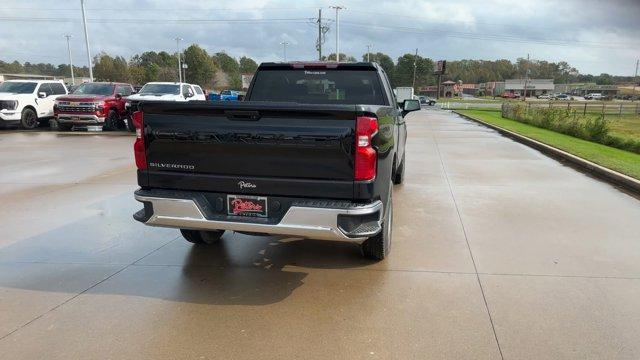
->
[504,79,554,96]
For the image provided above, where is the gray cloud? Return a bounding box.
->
[1,0,639,75]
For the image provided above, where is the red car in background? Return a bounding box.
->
[501,92,519,99]
[54,82,134,131]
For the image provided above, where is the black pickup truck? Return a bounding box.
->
[133,62,420,260]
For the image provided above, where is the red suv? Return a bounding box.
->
[54,82,134,131]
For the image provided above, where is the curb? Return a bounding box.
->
[453,110,640,195]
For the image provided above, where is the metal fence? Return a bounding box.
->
[439,102,501,110]
[440,101,640,115]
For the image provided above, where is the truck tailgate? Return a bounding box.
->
[140,101,359,198]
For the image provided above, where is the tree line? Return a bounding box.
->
[1,45,632,91]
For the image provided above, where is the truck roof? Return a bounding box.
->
[258,62,380,71]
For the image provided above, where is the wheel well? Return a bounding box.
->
[22,105,37,115]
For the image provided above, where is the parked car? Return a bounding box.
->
[537,94,551,100]
[554,93,574,101]
[54,82,134,131]
[585,93,603,100]
[0,79,68,129]
[132,61,420,260]
[419,96,436,106]
[501,92,519,99]
[219,90,240,101]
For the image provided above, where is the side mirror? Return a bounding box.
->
[402,99,421,114]
[38,92,47,98]
[115,93,122,99]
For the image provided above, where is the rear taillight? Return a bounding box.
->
[354,116,378,181]
[133,111,147,170]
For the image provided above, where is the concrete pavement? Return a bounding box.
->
[1,110,639,359]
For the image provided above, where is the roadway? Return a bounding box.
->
[1,109,639,359]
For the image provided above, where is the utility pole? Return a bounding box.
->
[280,41,290,61]
[80,0,93,81]
[633,59,639,102]
[64,35,75,85]
[175,37,183,83]
[317,8,322,60]
[522,53,530,101]
[411,48,418,89]
[366,44,372,62]
[330,6,345,62]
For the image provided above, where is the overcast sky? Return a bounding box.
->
[1,0,639,76]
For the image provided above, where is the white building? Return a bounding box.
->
[0,73,56,82]
[504,79,554,96]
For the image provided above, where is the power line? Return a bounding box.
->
[0,6,322,11]
[0,16,314,23]
[340,21,637,49]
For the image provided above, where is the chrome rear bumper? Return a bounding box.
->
[134,192,383,242]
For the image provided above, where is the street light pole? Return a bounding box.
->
[633,59,639,102]
[411,48,418,89]
[64,35,75,85]
[366,44,372,62]
[175,37,183,83]
[280,41,290,62]
[80,0,93,81]
[330,6,344,62]
[317,8,322,60]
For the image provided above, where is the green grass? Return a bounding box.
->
[606,114,640,141]
[456,110,640,180]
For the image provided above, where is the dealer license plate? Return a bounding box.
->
[227,195,268,217]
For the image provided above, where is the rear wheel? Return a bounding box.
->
[180,229,224,245]
[361,183,393,260]
[393,153,405,185]
[20,108,39,129]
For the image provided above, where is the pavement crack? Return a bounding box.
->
[431,118,505,360]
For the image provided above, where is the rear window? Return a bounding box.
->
[249,69,386,105]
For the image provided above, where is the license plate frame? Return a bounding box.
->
[227,195,268,218]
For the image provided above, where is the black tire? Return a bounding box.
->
[102,110,119,131]
[361,183,393,260]
[180,229,224,245]
[125,115,136,132]
[20,108,39,129]
[57,123,73,131]
[393,153,405,185]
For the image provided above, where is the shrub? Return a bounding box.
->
[501,103,640,154]
[583,115,609,142]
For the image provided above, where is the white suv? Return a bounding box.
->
[0,80,68,129]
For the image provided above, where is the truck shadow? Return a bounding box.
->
[0,193,380,306]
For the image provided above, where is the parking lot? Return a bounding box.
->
[1,109,640,359]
